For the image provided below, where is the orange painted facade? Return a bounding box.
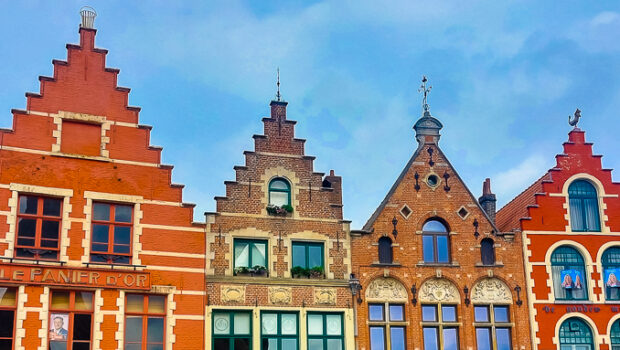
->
[0,26,206,349]
[497,127,620,349]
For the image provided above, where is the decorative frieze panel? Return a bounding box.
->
[314,288,337,305]
[221,285,245,303]
[471,278,512,304]
[269,287,292,305]
[366,277,408,301]
[419,278,460,303]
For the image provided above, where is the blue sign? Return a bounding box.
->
[606,268,620,288]
[560,269,583,289]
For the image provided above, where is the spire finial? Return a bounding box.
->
[569,108,581,128]
[276,68,281,102]
[418,75,432,115]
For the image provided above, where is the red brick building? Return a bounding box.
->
[0,14,206,350]
[497,119,620,350]
[350,83,532,350]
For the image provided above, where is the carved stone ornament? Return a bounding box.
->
[418,278,460,303]
[269,287,292,305]
[366,277,408,301]
[314,288,337,305]
[471,278,512,304]
[221,285,245,303]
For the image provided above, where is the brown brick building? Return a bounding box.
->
[204,96,355,350]
[0,13,206,350]
[350,83,532,350]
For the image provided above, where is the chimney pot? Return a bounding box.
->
[479,178,497,224]
[80,6,97,29]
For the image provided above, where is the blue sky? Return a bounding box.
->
[2,1,620,228]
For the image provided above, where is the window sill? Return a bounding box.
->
[416,262,460,268]
[0,256,66,266]
[553,300,593,304]
[475,262,504,267]
[84,261,145,270]
[370,263,402,267]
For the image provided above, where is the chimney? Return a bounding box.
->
[80,6,97,29]
[478,178,497,224]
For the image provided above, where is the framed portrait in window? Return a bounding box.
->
[49,313,69,349]
[606,268,620,288]
[561,269,583,290]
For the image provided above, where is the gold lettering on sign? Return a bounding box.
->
[89,272,100,285]
[30,268,42,281]
[137,275,147,288]
[13,270,24,281]
[58,270,70,283]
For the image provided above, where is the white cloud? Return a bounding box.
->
[493,154,550,207]
[591,11,619,26]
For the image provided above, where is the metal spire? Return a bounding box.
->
[276,68,281,102]
[418,75,432,114]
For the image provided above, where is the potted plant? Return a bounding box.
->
[266,204,293,216]
[308,266,325,279]
[234,266,250,276]
[291,266,308,278]
[251,265,268,277]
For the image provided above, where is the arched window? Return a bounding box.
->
[480,238,496,266]
[269,178,291,207]
[558,318,594,350]
[378,237,393,264]
[569,180,601,232]
[551,246,588,300]
[422,219,450,264]
[611,319,620,350]
[603,247,620,300]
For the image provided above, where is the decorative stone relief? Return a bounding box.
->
[221,285,245,303]
[269,287,292,305]
[314,288,337,305]
[471,278,512,304]
[366,277,408,301]
[419,278,460,303]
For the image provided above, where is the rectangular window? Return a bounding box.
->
[234,239,268,274]
[421,304,459,350]
[16,195,62,260]
[474,305,512,350]
[368,303,406,350]
[291,242,324,269]
[213,311,251,350]
[261,312,298,350]
[369,327,385,350]
[125,294,166,350]
[422,234,450,264]
[49,290,93,350]
[0,287,17,349]
[90,202,133,264]
[307,313,343,350]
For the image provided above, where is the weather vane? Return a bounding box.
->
[568,108,581,128]
[418,75,432,114]
[276,68,281,102]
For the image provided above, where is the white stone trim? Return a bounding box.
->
[543,240,596,303]
[14,286,27,350]
[93,289,104,349]
[552,313,600,350]
[260,167,300,219]
[115,290,126,349]
[38,286,50,350]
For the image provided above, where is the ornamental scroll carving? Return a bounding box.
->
[221,285,245,303]
[366,278,408,301]
[471,278,512,304]
[314,288,337,305]
[419,278,460,303]
[269,287,292,305]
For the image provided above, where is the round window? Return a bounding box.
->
[427,174,439,187]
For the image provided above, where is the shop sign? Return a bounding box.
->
[0,263,150,290]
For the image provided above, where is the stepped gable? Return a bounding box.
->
[214,100,344,220]
[2,27,163,165]
[497,128,620,232]
[496,172,551,232]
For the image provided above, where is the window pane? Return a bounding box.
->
[41,220,60,239]
[114,226,131,245]
[75,292,93,311]
[309,339,323,350]
[476,328,492,350]
[19,196,38,214]
[262,313,278,335]
[251,242,267,267]
[271,180,289,190]
[115,205,133,223]
[474,306,489,322]
[292,244,306,268]
[234,338,251,350]
[423,220,447,232]
[327,339,343,350]
[43,198,62,216]
[308,314,323,335]
[126,344,142,350]
[494,306,509,323]
[213,313,230,335]
[147,317,164,342]
[422,305,437,322]
[423,235,435,262]
[370,327,385,350]
[125,316,143,342]
[92,224,109,244]
[369,304,384,321]
[0,288,17,306]
[308,245,323,268]
[270,191,289,206]
[389,305,404,321]
[126,295,144,313]
[147,345,163,350]
[282,338,298,350]
[436,235,449,263]
[213,338,229,350]
[496,328,512,350]
[234,313,251,335]
[235,242,249,268]
[73,343,90,350]
[584,198,601,231]
[326,314,341,335]
[73,314,91,341]
[93,203,110,221]
[51,291,70,309]
[423,327,438,350]
[281,314,297,335]
[148,296,166,314]
[0,310,14,337]
[442,305,457,322]
[390,327,406,350]
[443,328,459,350]
[17,218,36,238]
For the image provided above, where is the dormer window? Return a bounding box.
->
[269,178,291,207]
[568,180,601,232]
